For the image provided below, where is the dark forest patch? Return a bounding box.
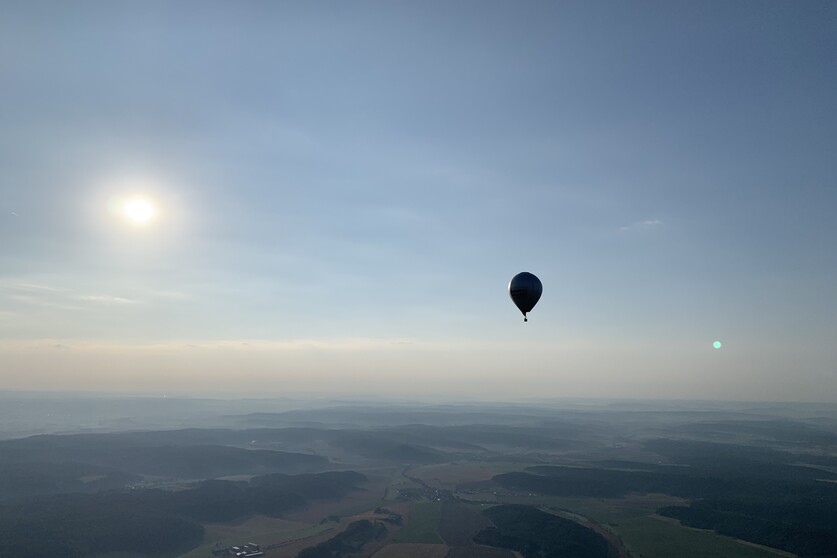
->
[437,503,493,547]
[474,504,609,558]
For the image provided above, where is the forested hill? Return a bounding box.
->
[474,504,610,558]
[0,470,367,558]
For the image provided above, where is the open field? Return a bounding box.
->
[178,473,405,558]
[445,548,518,558]
[407,461,525,491]
[268,501,414,558]
[204,515,312,540]
[616,515,793,558]
[282,469,393,524]
[263,523,346,558]
[370,543,449,558]
[178,516,331,558]
[263,515,382,558]
[392,502,444,544]
[502,493,689,524]
[437,502,492,547]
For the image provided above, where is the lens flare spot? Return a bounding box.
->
[713,341,723,349]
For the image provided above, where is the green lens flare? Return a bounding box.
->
[713,341,722,349]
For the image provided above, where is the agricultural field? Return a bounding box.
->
[264,520,352,558]
[370,543,449,558]
[437,503,493,547]
[445,548,518,558]
[392,502,444,544]
[204,515,315,542]
[178,516,332,558]
[615,515,793,558]
[407,461,525,491]
[282,469,392,524]
[262,513,390,558]
[161,430,833,558]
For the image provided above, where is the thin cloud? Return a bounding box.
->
[7,294,84,311]
[7,283,68,293]
[0,337,426,354]
[1,283,140,309]
[173,338,424,352]
[619,219,663,232]
[77,295,140,304]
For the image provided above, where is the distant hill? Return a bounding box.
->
[233,404,581,428]
[0,431,330,500]
[0,460,140,500]
[670,419,837,446]
[0,419,597,481]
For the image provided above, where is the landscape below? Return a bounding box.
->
[0,397,835,558]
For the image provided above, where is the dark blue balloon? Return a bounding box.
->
[508,272,542,322]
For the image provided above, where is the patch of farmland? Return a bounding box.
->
[263,522,346,558]
[408,463,501,491]
[178,515,328,558]
[371,543,448,558]
[438,503,493,546]
[616,515,791,558]
[267,502,414,558]
[392,502,444,544]
[445,546,517,558]
[204,514,311,540]
[282,469,391,523]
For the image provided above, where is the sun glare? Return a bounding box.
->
[124,198,155,224]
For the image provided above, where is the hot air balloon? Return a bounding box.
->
[508,272,542,322]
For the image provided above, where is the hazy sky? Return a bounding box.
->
[1,1,835,401]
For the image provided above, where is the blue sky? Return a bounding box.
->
[1,1,835,400]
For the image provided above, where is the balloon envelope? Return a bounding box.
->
[508,272,542,321]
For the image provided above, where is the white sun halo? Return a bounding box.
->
[124,198,155,224]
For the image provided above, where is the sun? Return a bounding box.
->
[123,198,155,224]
